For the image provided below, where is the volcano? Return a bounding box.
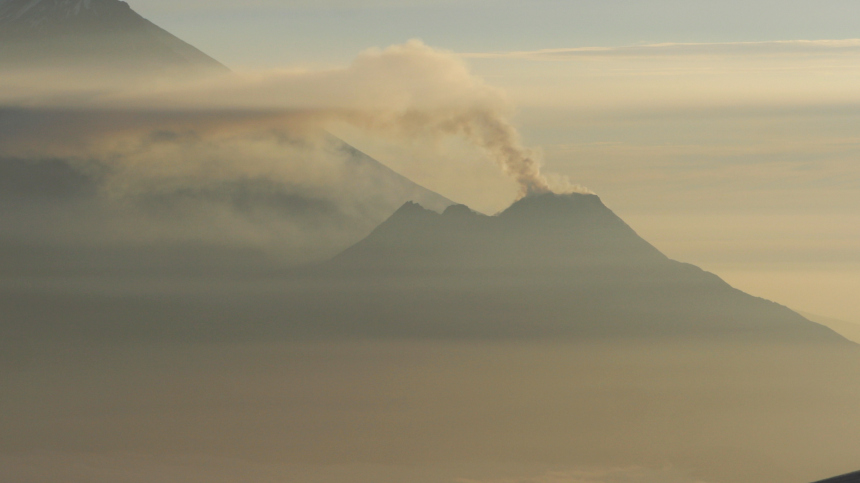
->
[291,192,848,342]
[0,0,228,75]
[3,183,858,483]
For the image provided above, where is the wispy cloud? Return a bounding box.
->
[462,39,860,60]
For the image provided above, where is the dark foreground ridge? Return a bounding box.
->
[814,471,860,483]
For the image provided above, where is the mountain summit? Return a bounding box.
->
[0,0,228,76]
[306,193,847,342]
[332,192,668,272]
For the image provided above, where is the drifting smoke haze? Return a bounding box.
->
[2,41,574,199]
[0,41,585,272]
[5,338,857,483]
[0,41,594,274]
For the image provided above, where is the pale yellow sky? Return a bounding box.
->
[340,41,860,322]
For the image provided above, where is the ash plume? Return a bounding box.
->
[1,40,583,199]
[341,106,552,197]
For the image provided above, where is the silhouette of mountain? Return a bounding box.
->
[0,0,228,75]
[331,192,667,271]
[298,192,849,341]
[2,188,858,483]
[802,312,860,345]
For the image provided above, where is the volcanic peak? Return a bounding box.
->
[0,0,228,76]
[330,192,669,272]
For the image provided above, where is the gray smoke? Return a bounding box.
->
[1,40,579,198]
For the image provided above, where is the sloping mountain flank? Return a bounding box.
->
[296,192,848,342]
[0,0,228,75]
[0,110,455,275]
[331,192,668,272]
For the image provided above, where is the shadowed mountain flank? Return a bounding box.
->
[331,193,668,272]
[0,0,228,75]
[1,179,858,483]
[300,193,847,342]
[0,189,843,344]
[0,126,455,275]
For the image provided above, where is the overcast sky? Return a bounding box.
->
[130,0,860,66]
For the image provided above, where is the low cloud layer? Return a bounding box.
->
[0,41,592,271]
[4,339,852,483]
[2,41,584,198]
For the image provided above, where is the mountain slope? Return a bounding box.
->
[802,312,860,345]
[0,117,455,274]
[331,193,668,271]
[2,193,859,483]
[331,137,454,215]
[0,0,228,75]
[308,193,848,342]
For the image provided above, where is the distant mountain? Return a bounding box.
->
[295,193,848,342]
[331,138,454,215]
[0,0,228,76]
[331,193,668,272]
[3,193,860,483]
[802,312,860,345]
[0,123,455,274]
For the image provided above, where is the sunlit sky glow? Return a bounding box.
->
[132,0,860,67]
[123,1,860,322]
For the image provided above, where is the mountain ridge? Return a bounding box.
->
[331,193,677,272]
[0,115,456,274]
[311,192,849,343]
[0,0,228,76]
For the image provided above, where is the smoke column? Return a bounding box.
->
[0,40,573,198]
